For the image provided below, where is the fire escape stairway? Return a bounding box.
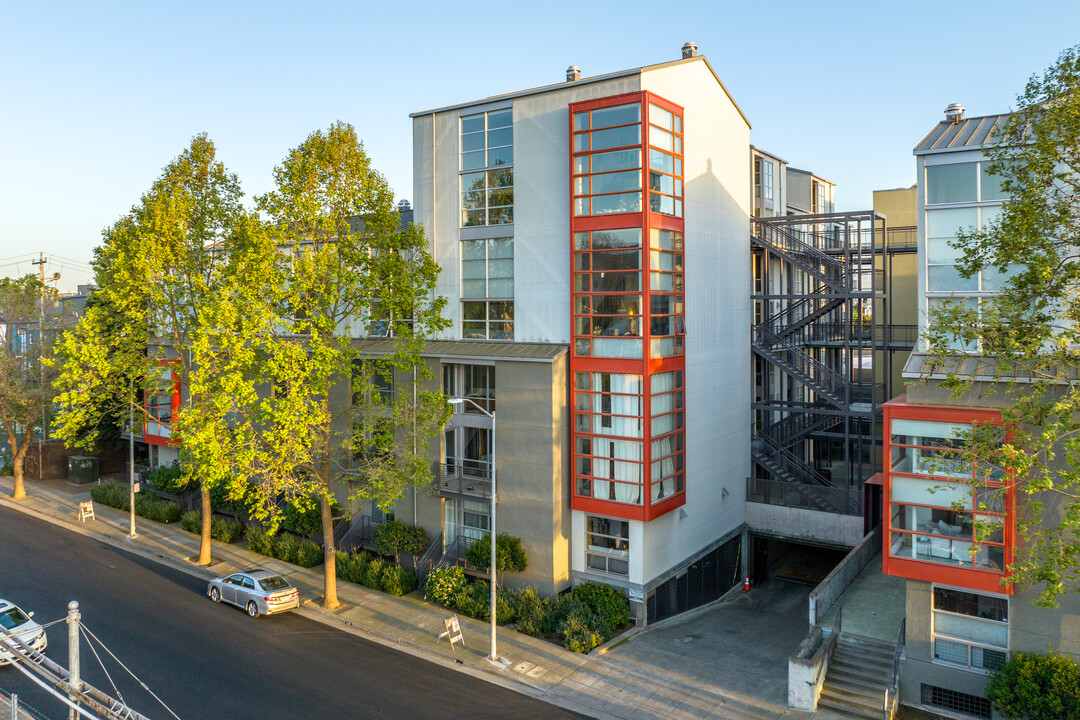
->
[752,221,855,514]
[818,634,898,720]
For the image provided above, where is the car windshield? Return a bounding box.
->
[258,576,290,591]
[0,608,30,630]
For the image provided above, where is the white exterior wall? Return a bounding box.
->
[637,62,751,587]
[412,77,641,344]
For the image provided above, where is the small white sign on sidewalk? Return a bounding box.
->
[437,615,464,652]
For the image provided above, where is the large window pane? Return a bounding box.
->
[592,149,641,173]
[591,104,640,129]
[591,125,641,151]
[927,163,977,204]
[592,170,642,195]
[926,207,979,237]
[592,192,642,215]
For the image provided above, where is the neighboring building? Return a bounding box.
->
[786,167,834,215]
[401,44,751,621]
[882,104,1080,719]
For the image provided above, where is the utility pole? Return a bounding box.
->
[31,254,47,482]
[67,601,80,720]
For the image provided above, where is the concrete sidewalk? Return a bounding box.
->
[0,477,832,720]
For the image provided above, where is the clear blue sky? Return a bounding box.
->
[2,0,1076,292]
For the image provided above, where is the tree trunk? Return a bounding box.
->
[8,426,27,500]
[198,483,212,565]
[321,489,339,609]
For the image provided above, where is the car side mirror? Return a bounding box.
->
[28,612,34,618]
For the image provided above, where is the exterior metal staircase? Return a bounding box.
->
[751,216,882,516]
[818,634,897,720]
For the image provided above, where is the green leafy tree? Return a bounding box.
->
[0,275,70,499]
[987,650,1080,720]
[373,519,429,563]
[924,46,1080,606]
[52,134,262,565]
[252,121,449,609]
[466,532,529,574]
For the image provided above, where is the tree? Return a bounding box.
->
[924,46,1080,606]
[53,134,261,565]
[252,121,449,609]
[986,650,1080,720]
[466,533,529,574]
[0,275,69,499]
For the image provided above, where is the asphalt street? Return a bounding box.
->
[0,506,586,720]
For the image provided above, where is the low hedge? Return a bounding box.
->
[90,482,181,524]
[426,578,630,654]
[245,525,323,568]
[180,511,244,544]
[336,550,417,597]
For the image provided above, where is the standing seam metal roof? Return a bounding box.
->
[913,113,1012,154]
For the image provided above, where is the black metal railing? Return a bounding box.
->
[746,476,862,516]
[416,531,444,589]
[431,462,492,499]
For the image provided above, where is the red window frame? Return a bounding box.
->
[144,359,180,448]
[882,396,1014,594]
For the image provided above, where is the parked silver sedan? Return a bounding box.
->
[207,570,300,618]
[0,599,48,664]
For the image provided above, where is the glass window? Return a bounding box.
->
[927,163,978,204]
[460,237,513,300]
[460,110,513,226]
[980,164,1008,201]
[585,516,629,575]
[590,104,640,129]
[932,588,1008,673]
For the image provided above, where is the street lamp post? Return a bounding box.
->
[447,396,497,661]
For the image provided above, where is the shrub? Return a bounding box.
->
[145,463,190,494]
[245,525,272,555]
[282,494,344,537]
[509,587,548,636]
[363,557,387,590]
[573,583,631,631]
[453,581,491,621]
[541,593,580,635]
[91,482,130,510]
[380,565,417,597]
[465,533,528,573]
[180,511,244,542]
[987,650,1080,720]
[425,566,467,605]
[244,525,323,568]
[336,551,370,584]
[560,609,605,654]
[373,520,429,561]
[91,482,180,523]
[290,538,324,568]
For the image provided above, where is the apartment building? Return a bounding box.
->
[396,44,751,622]
[883,104,1080,719]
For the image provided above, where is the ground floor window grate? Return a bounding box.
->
[645,534,740,624]
[920,684,991,719]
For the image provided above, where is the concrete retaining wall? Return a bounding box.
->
[808,525,882,626]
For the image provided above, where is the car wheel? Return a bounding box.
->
[247,601,259,618]
[209,587,220,603]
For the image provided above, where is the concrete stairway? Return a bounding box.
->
[818,633,896,719]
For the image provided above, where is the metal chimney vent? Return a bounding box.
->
[682,42,698,59]
[945,103,965,124]
[566,65,581,82]
[397,199,411,213]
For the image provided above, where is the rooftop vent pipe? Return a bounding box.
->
[566,65,581,82]
[945,103,965,124]
[682,42,698,59]
[397,199,411,213]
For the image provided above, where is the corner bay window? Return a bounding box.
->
[586,516,629,576]
[932,587,1008,673]
[888,417,1006,572]
[575,372,643,505]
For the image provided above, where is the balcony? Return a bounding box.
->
[431,461,492,500]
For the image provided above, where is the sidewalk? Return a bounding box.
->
[0,477,830,720]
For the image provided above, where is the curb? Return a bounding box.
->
[0,490,608,720]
